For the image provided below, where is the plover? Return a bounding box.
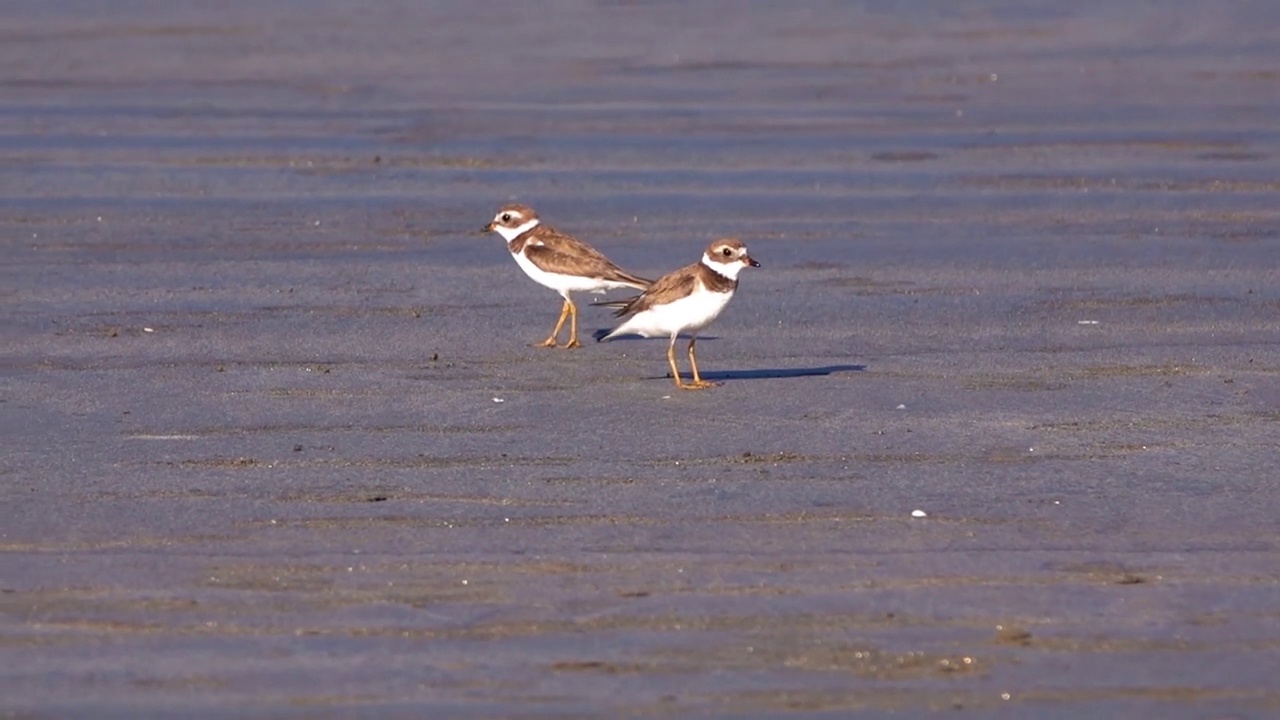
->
[597,238,759,390]
[485,204,651,348]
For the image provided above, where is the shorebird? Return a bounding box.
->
[598,238,759,389]
[485,203,651,348]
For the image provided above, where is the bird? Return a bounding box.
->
[484,204,652,349]
[597,238,759,390]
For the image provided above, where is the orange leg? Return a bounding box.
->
[561,299,582,349]
[685,337,718,389]
[666,335,687,388]
[667,335,715,390]
[537,299,572,348]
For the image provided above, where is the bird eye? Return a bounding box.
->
[501,213,512,222]
[721,247,732,257]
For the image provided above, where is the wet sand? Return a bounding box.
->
[3,1,1280,717]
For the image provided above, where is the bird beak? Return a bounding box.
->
[746,256,761,268]
[483,222,495,232]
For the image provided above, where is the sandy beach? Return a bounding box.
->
[3,1,1279,716]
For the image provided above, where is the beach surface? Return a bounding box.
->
[3,1,1280,716]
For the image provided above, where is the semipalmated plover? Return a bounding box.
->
[485,204,652,349]
[597,238,759,390]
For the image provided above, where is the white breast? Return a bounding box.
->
[611,283,735,339]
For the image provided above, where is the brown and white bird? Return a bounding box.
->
[598,238,760,390]
[485,204,652,348]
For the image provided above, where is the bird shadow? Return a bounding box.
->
[592,330,866,381]
[698,364,866,381]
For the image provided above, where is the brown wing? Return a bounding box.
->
[525,226,651,288]
[611,264,699,318]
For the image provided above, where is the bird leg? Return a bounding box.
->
[666,335,687,388]
[667,335,715,390]
[685,336,719,389]
[538,299,572,348]
[561,299,582,349]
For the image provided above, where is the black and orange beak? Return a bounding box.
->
[745,255,761,268]
[483,222,495,232]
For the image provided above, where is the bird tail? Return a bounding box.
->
[590,299,630,310]
[590,296,641,318]
[613,269,652,290]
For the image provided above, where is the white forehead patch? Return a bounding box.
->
[493,217,539,242]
